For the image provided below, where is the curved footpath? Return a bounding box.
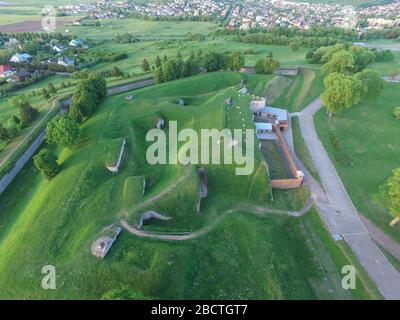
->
[296,97,400,300]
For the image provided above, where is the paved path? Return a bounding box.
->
[296,97,400,300]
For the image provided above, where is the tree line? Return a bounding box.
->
[33,72,107,180]
[147,50,245,84]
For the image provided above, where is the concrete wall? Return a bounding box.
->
[271,177,303,189]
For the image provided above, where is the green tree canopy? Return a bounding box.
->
[46,114,80,148]
[0,122,10,141]
[322,50,355,75]
[33,148,60,180]
[101,287,150,300]
[375,168,400,225]
[141,58,150,72]
[355,69,384,100]
[255,53,280,74]
[394,107,400,120]
[321,72,366,117]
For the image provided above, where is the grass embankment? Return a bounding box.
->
[291,116,320,182]
[272,68,324,112]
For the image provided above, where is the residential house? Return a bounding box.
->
[10,53,32,63]
[52,44,66,53]
[69,38,84,47]
[57,56,75,67]
[0,65,14,78]
[8,70,31,83]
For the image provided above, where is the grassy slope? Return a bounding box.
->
[272,68,324,112]
[291,116,321,182]
[0,72,370,300]
[315,82,400,242]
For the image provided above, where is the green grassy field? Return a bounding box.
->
[291,116,321,182]
[84,37,310,78]
[0,71,381,299]
[58,18,216,40]
[315,82,400,242]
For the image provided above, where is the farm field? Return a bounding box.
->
[57,18,216,40]
[0,72,380,299]
[315,82,400,242]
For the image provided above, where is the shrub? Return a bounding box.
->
[33,148,60,180]
[394,107,400,120]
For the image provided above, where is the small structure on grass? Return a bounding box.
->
[238,86,248,95]
[225,97,233,107]
[198,166,208,198]
[91,225,121,258]
[274,66,299,76]
[126,95,134,101]
[106,138,126,173]
[139,211,172,229]
[156,117,165,129]
[255,122,273,140]
[178,98,185,107]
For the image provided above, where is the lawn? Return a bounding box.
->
[314,82,400,242]
[57,18,216,40]
[291,116,320,182]
[0,72,378,299]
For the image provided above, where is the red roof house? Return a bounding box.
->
[0,65,12,74]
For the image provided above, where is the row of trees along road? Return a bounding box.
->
[34,72,106,180]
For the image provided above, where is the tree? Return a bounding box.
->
[288,41,300,53]
[321,50,355,75]
[141,58,150,72]
[350,46,376,72]
[394,107,400,120]
[355,69,384,101]
[46,114,80,148]
[255,53,280,74]
[33,148,60,180]
[230,51,245,71]
[375,168,400,227]
[321,72,366,117]
[101,287,150,300]
[42,88,50,99]
[155,55,162,68]
[19,101,38,127]
[48,82,57,94]
[69,72,107,123]
[0,122,10,141]
[111,66,123,77]
[153,66,164,84]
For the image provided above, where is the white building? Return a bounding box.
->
[10,53,32,63]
